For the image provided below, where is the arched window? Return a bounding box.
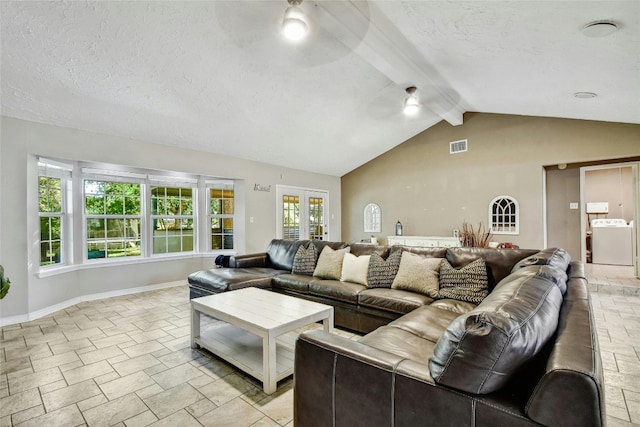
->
[364,203,381,233]
[489,196,519,235]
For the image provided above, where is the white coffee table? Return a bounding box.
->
[190,287,334,394]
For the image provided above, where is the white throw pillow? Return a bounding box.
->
[340,253,371,286]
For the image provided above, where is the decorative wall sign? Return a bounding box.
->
[254,184,271,192]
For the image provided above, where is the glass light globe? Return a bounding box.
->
[282,6,308,41]
[403,96,420,115]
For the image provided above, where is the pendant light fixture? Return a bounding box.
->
[403,86,420,115]
[282,0,308,42]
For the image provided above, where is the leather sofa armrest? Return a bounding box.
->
[229,252,268,268]
[295,330,407,427]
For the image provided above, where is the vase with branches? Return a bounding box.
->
[460,221,493,248]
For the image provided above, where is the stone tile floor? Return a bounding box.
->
[1,265,639,427]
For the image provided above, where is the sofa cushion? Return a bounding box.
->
[429,274,563,394]
[358,288,433,315]
[313,246,351,280]
[438,258,489,304]
[341,253,371,286]
[367,250,401,289]
[308,278,364,303]
[391,252,441,298]
[385,305,462,343]
[292,243,318,276]
[271,273,314,294]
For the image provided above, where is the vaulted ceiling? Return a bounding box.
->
[2,1,638,176]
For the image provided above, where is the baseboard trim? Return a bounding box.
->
[0,281,186,327]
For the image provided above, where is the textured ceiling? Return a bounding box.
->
[2,1,639,176]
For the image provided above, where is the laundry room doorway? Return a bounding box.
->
[580,162,639,278]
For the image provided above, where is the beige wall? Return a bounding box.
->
[342,113,640,251]
[0,116,341,323]
[545,167,581,258]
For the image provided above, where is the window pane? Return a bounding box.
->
[126,219,140,239]
[210,199,221,215]
[167,236,181,253]
[87,219,105,238]
[40,217,51,241]
[125,196,140,215]
[153,236,167,254]
[87,242,106,259]
[39,177,62,213]
[107,240,140,258]
[223,199,234,215]
[40,242,52,265]
[107,219,125,238]
[211,235,222,250]
[106,195,124,215]
[85,195,105,214]
[50,217,61,240]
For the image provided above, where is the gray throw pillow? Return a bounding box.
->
[367,250,401,288]
[438,258,489,304]
[292,243,318,276]
[313,246,351,280]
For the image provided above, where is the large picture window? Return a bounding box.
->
[84,180,142,259]
[151,185,194,254]
[37,159,237,271]
[208,181,234,250]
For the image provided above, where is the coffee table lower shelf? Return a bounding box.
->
[194,323,297,388]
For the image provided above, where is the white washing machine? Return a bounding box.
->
[591,219,634,266]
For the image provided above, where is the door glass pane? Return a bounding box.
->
[282,195,300,240]
[308,197,324,240]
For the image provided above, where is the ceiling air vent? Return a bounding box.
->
[450,139,468,154]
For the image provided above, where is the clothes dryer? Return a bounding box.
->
[591,219,634,266]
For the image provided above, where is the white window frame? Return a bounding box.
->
[489,195,520,235]
[38,159,72,269]
[82,169,146,262]
[206,180,235,251]
[149,176,198,256]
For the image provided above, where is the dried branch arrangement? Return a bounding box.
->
[460,221,493,248]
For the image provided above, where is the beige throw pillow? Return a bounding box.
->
[313,246,351,280]
[391,251,441,297]
[340,253,371,286]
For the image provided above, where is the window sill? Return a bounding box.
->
[36,251,236,278]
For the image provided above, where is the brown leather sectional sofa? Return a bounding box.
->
[187,239,604,426]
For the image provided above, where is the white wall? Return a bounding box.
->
[0,117,341,324]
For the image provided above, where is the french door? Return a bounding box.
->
[276,186,328,241]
